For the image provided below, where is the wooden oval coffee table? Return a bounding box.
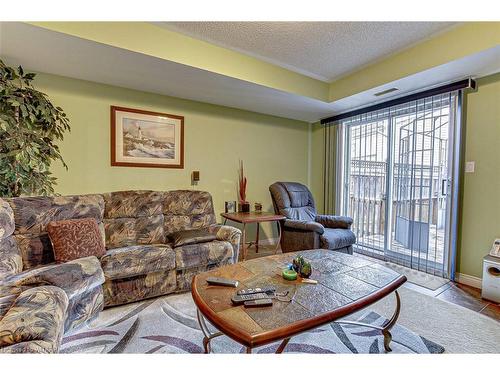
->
[191,249,407,354]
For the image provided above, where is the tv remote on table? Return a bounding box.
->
[206,277,239,288]
[237,286,276,296]
[231,292,270,304]
[244,299,273,308]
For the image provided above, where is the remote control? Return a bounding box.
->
[206,277,239,288]
[237,285,276,296]
[231,292,270,304]
[244,299,273,308]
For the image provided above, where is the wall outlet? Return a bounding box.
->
[465,161,475,173]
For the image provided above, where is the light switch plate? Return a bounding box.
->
[465,161,475,173]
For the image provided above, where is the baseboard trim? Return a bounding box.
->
[243,237,279,246]
[456,272,482,289]
[255,237,279,246]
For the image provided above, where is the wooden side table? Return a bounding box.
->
[220,211,286,261]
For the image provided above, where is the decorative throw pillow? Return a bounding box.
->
[168,228,216,248]
[47,218,106,263]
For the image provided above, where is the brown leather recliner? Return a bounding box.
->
[269,182,356,254]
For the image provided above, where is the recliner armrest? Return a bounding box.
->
[283,220,324,235]
[208,224,242,263]
[315,215,353,229]
[0,285,68,353]
[209,224,242,242]
[2,256,104,300]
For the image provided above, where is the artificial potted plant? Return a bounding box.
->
[238,160,250,212]
[0,59,70,197]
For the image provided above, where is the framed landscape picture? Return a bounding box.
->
[111,106,184,168]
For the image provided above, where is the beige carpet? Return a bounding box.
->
[369,286,500,353]
[60,299,443,353]
[62,285,499,354]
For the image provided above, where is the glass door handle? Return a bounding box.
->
[442,179,449,196]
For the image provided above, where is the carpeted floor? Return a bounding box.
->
[61,291,444,354]
[60,285,499,354]
[367,286,500,353]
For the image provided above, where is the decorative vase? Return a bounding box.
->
[238,202,250,213]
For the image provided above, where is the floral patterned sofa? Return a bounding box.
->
[0,190,241,353]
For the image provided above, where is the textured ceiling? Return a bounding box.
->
[161,22,457,82]
[4,23,497,122]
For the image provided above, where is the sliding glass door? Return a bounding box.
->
[338,92,460,278]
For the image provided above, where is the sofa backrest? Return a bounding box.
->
[162,190,216,236]
[103,190,165,249]
[0,190,217,271]
[269,182,317,221]
[3,195,105,270]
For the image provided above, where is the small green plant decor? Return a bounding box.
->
[0,59,70,197]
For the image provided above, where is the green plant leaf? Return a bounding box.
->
[0,58,71,197]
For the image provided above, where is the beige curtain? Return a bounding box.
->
[322,121,338,215]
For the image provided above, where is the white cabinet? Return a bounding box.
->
[482,255,500,303]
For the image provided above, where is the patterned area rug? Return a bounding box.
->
[61,293,444,354]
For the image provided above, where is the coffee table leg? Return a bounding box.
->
[274,221,282,254]
[255,223,260,253]
[275,338,290,353]
[381,290,401,352]
[335,290,401,352]
[242,223,247,261]
[197,309,223,354]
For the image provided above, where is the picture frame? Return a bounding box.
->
[224,201,237,213]
[111,106,184,169]
[490,238,500,257]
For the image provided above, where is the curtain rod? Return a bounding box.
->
[320,78,476,124]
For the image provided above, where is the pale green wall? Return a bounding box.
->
[29,70,500,278]
[458,73,500,277]
[34,72,310,241]
[310,73,500,278]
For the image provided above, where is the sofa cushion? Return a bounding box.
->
[10,222,106,271]
[100,244,175,280]
[103,190,163,219]
[13,233,55,270]
[320,228,356,250]
[175,240,233,270]
[47,218,106,263]
[103,269,176,307]
[104,215,165,249]
[162,190,216,236]
[168,229,216,248]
